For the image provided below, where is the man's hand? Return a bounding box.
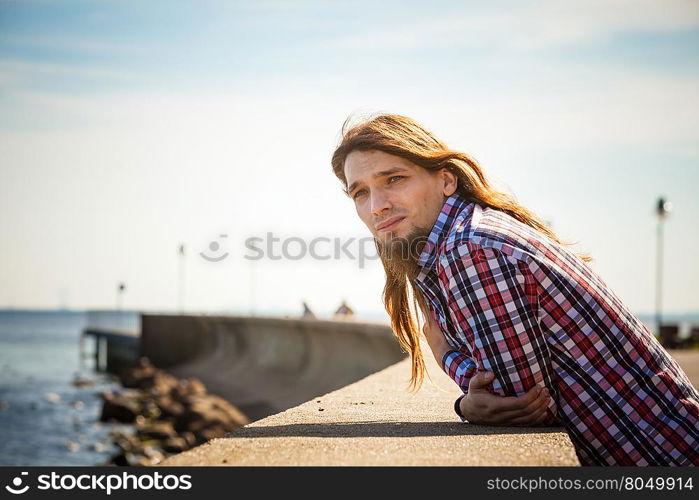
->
[460,371,553,426]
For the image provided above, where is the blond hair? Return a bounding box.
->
[332,113,591,391]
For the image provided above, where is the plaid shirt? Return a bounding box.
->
[413,193,699,466]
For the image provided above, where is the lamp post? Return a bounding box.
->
[116,282,126,330]
[116,282,126,311]
[655,197,672,337]
[178,244,186,314]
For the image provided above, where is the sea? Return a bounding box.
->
[0,309,138,466]
[0,308,697,466]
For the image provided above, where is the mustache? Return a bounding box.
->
[374,214,407,230]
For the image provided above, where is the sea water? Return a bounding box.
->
[0,310,134,466]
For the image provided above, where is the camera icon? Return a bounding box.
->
[5,472,29,494]
[200,234,229,262]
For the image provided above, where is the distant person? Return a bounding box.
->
[333,300,355,320]
[301,301,316,319]
[331,113,699,466]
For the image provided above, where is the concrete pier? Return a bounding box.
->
[83,313,698,466]
[160,352,581,466]
[139,315,406,421]
[160,349,699,466]
[83,328,139,375]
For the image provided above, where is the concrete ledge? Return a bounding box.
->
[160,352,580,466]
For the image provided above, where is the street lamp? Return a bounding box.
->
[116,282,126,311]
[655,197,672,337]
[178,244,186,314]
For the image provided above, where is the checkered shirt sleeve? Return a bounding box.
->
[438,241,558,424]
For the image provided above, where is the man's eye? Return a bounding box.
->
[388,176,404,184]
[353,189,367,200]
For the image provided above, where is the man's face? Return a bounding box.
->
[344,149,456,246]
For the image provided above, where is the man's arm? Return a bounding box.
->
[438,242,559,424]
[422,306,552,425]
[420,304,477,393]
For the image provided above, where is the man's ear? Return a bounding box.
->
[440,167,458,196]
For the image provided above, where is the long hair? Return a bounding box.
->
[331,113,592,392]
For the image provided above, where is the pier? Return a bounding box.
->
[80,313,698,466]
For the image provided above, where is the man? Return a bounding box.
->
[331,113,699,466]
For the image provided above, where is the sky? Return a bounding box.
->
[0,0,698,320]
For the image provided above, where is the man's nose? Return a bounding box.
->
[370,190,392,217]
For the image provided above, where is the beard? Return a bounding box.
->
[375,224,431,281]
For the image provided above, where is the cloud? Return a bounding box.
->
[325,0,699,52]
[0,59,140,88]
[0,34,149,56]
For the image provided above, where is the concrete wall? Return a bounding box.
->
[161,354,582,466]
[140,315,406,421]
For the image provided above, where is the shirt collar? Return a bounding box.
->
[416,192,474,273]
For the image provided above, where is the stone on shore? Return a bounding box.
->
[101,356,249,465]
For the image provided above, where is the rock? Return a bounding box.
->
[109,453,129,466]
[124,452,144,467]
[141,400,162,420]
[137,452,164,466]
[206,394,250,427]
[170,378,207,400]
[119,357,156,389]
[162,436,188,453]
[120,358,180,397]
[116,434,144,456]
[136,421,177,441]
[172,407,209,433]
[100,394,138,423]
[101,361,250,464]
[44,393,61,404]
[181,432,197,447]
[197,426,231,442]
[72,376,94,388]
[173,393,249,434]
[155,396,185,419]
[150,372,179,396]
